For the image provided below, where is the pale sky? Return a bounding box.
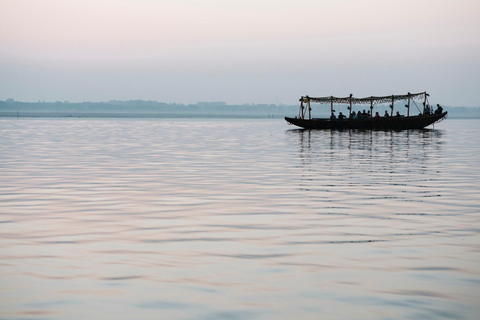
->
[1,0,479,106]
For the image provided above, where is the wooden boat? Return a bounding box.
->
[285,92,447,130]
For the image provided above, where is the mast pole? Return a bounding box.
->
[391,95,394,117]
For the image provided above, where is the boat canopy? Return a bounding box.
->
[301,92,426,105]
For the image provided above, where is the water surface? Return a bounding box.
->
[1,118,479,319]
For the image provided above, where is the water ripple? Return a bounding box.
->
[1,118,479,319]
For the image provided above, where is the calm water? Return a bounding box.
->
[1,118,479,320]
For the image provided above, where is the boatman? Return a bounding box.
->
[435,104,443,114]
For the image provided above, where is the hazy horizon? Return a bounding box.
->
[1,0,479,106]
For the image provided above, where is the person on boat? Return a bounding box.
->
[362,110,369,118]
[351,111,357,119]
[375,112,380,118]
[330,112,336,120]
[395,111,402,117]
[384,111,389,117]
[338,112,346,119]
[356,111,363,119]
[425,104,431,115]
[435,104,443,114]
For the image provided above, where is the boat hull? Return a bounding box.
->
[285,112,447,130]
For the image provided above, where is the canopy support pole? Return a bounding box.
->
[308,99,311,120]
[330,96,333,116]
[391,95,394,117]
[370,97,373,117]
[349,94,352,118]
[407,94,411,117]
[423,92,427,114]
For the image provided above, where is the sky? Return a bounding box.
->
[1,0,479,106]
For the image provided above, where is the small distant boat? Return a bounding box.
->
[285,92,447,130]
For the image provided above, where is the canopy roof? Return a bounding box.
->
[301,92,426,105]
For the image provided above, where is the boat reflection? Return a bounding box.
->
[286,128,445,194]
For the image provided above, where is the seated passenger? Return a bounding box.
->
[351,111,357,119]
[425,105,431,115]
[384,111,389,117]
[435,104,443,114]
[330,112,336,120]
[362,110,369,117]
[395,111,402,117]
[375,112,380,118]
[338,112,346,119]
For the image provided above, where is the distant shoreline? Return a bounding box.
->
[0,112,280,119]
[1,112,478,119]
[1,100,480,119]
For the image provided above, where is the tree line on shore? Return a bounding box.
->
[1,99,479,118]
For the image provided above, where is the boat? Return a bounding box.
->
[285,92,447,130]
